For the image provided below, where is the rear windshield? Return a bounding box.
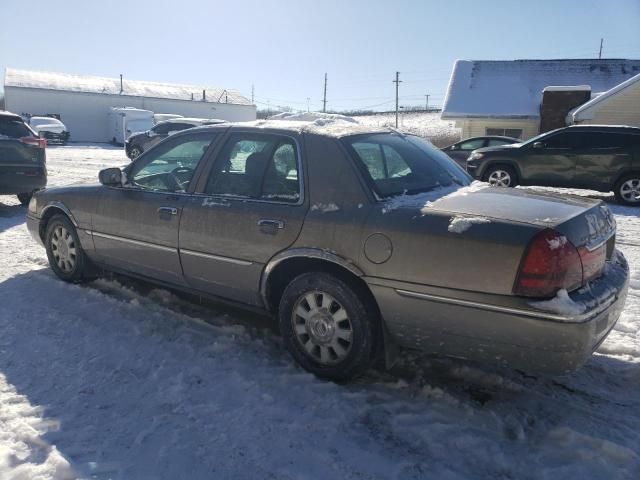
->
[0,120,34,138]
[342,133,471,198]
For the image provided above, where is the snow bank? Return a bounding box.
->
[269,111,357,123]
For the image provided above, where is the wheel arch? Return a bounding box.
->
[261,248,390,365]
[39,202,78,243]
[611,169,640,190]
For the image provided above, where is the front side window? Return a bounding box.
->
[344,133,471,198]
[543,132,586,149]
[128,132,218,192]
[205,133,301,203]
[152,123,173,135]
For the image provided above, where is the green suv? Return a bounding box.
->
[466,125,640,205]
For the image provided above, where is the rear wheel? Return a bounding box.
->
[17,192,33,206]
[278,272,375,381]
[484,165,518,187]
[614,174,640,206]
[45,214,94,283]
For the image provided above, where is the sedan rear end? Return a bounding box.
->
[0,112,47,204]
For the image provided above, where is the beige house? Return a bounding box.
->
[441,59,640,140]
[568,72,640,127]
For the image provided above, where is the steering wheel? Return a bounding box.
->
[167,166,194,191]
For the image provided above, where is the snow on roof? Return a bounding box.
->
[568,71,640,122]
[441,59,640,119]
[4,68,252,106]
[232,114,389,137]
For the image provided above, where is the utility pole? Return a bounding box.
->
[392,71,402,128]
[306,97,310,112]
[425,94,430,111]
[251,84,254,104]
[599,38,603,59]
[322,73,327,113]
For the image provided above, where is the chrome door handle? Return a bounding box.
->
[258,219,284,229]
[158,206,178,215]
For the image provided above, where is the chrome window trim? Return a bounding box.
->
[88,231,176,253]
[395,288,616,323]
[180,248,253,266]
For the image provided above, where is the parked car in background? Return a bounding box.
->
[441,136,520,167]
[29,116,70,144]
[27,122,628,380]
[466,125,640,205]
[125,118,228,159]
[0,111,47,205]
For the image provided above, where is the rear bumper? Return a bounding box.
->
[0,169,47,194]
[368,251,629,375]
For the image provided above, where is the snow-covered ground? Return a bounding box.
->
[1,144,639,479]
[355,112,460,147]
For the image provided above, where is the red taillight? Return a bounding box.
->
[19,136,47,149]
[514,229,583,298]
[578,244,606,283]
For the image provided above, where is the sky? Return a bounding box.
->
[1,0,639,112]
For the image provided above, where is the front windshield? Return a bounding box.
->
[342,133,471,198]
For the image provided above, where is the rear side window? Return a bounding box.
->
[458,138,485,150]
[0,120,33,138]
[343,133,471,198]
[584,132,635,149]
[205,133,301,203]
[487,138,514,147]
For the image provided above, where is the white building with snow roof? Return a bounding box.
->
[3,68,256,143]
[441,59,640,140]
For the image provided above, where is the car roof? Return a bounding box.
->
[458,135,519,142]
[160,117,227,125]
[188,119,391,138]
[563,124,640,135]
[0,111,24,122]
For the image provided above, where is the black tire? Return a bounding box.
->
[483,164,518,187]
[45,214,94,283]
[613,174,640,206]
[278,272,375,381]
[17,192,33,206]
[129,145,143,159]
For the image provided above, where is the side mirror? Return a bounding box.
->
[147,130,155,137]
[99,168,123,186]
[532,141,545,149]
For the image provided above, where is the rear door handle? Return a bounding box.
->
[158,206,178,216]
[258,219,284,229]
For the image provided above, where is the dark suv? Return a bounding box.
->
[466,125,640,205]
[0,111,47,205]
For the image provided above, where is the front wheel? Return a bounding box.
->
[483,165,518,187]
[17,192,33,206]
[614,174,640,206]
[128,145,143,159]
[45,214,94,283]
[278,272,375,381]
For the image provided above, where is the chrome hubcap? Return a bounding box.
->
[291,290,353,365]
[620,179,640,203]
[51,226,77,273]
[488,169,511,187]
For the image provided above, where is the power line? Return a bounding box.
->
[393,71,402,128]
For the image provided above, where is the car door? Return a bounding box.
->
[518,131,581,186]
[91,130,220,285]
[573,132,633,190]
[179,130,307,305]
